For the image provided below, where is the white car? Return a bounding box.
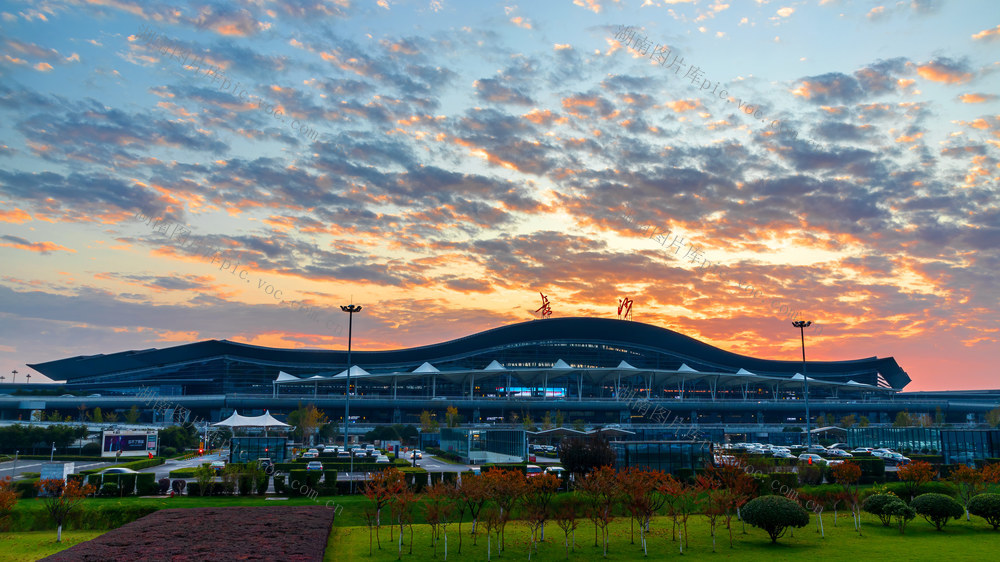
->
[827,448,854,458]
[851,447,874,454]
[375,455,390,464]
[408,450,423,460]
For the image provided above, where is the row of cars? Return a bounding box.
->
[721,442,911,467]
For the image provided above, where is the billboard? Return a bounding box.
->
[101,430,158,458]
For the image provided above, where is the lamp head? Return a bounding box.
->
[792,320,812,328]
[340,304,363,313]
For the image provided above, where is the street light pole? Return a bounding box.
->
[11,370,17,384]
[793,320,813,450]
[341,303,362,491]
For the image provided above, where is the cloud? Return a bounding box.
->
[972,24,1000,41]
[916,57,973,84]
[958,93,996,103]
[0,235,76,254]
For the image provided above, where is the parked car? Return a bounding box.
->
[468,466,481,475]
[827,460,845,467]
[545,466,566,476]
[354,449,368,458]
[257,458,273,470]
[100,467,139,474]
[798,453,828,465]
[870,448,894,458]
[884,452,911,466]
[337,450,350,458]
[306,461,323,471]
[375,455,390,464]
[773,451,796,459]
[526,464,543,478]
[827,448,854,458]
[829,443,850,451]
[851,447,875,454]
[807,445,828,454]
[302,451,319,459]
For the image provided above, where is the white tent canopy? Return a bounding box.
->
[213,410,290,428]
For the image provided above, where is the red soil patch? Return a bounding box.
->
[42,506,335,561]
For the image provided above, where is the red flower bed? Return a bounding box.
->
[42,506,335,561]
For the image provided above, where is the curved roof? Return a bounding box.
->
[28,317,910,389]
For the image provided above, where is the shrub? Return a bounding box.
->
[117,474,137,496]
[160,447,178,458]
[81,442,101,456]
[186,482,201,497]
[14,479,39,499]
[911,493,964,530]
[863,493,905,527]
[255,474,269,495]
[136,473,158,495]
[168,468,196,478]
[274,475,286,494]
[740,495,810,543]
[158,478,171,495]
[99,483,119,497]
[885,500,916,534]
[967,493,1000,530]
[238,475,254,496]
[171,480,186,495]
[797,462,824,485]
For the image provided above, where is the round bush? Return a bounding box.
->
[99,482,119,497]
[741,495,810,543]
[863,493,906,526]
[968,493,1000,530]
[81,442,102,456]
[885,501,916,533]
[911,492,964,530]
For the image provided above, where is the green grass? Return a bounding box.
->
[327,511,1000,561]
[430,455,465,465]
[0,530,105,561]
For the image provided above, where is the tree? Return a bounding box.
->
[858,415,870,427]
[578,465,619,557]
[288,403,327,445]
[483,468,524,551]
[425,481,455,558]
[815,414,827,426]
[124,405,141,424]
[983,463,1000,485]
[0,477,17,531]
[893,411,913,427]
[830,461,862,531]
[555,410,564,428]
[695,473,727,552]
[194,463,215,496]
[986,407,1000,428]
[523,472,559,547]
[446,406,460,428]
[862,493,904,526]
[950,465,985,521]
[840,414,856,428]
[460,473,489,546]
[910,493,963,531]
[886,500,916,534]
[542,411,553,430]
[104,411,119,423]
[741,496,809,544]
[558,435,615,476]
[554,497,581,558]
[364,467,405,549]
[968,493,1000,530]
[91,407,103,423]
[35,478,96,542]
[420,410,439,433]
[572,419,585,432]
[897,460,936,501]
[934,406,945,426]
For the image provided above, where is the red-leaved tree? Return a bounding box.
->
[897,460,936,501]
[36,478,96,542]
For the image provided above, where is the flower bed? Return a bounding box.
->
[41,506,335,561]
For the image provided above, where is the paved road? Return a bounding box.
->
[0,458,118,480]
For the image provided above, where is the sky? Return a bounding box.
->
[0,0,998,391]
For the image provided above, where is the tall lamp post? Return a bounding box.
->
[340,303,362,490]
[10,370,17,384]
[793,320,813,450]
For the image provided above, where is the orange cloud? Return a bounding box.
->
[572,0,602,14]
[0,208,32,224]
[665,99,701,112]
[972,25,1000,41]
[510,16,532,29]
[959,93,996,103]
[0,237,75,254]
[916,61,972,84]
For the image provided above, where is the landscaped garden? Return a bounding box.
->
[2,454,1000,561]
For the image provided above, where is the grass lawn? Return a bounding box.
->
[0,530,105,561]
[326,511,1000,561]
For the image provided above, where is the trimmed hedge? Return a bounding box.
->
[759,472,798,495]
[14,478,39,499]
[399,467,429,492]
[168,468,197,478]
[136,473,158,495]
[274,474,286,494]
[853,457,886,484]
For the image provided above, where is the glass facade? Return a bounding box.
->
[230,437,288,463]
[439,428,526,463]
[941,430,1000,466]
[612,441,712,474]
[846,427,940,452]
